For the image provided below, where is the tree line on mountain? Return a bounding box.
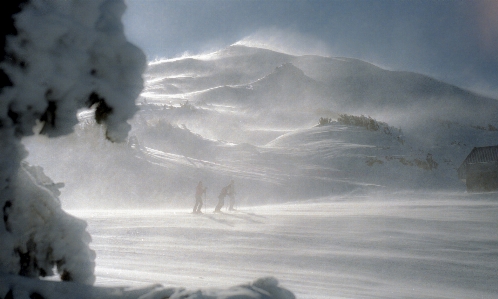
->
[318,114,405,144]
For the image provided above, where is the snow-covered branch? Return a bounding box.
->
[0,0,145,285]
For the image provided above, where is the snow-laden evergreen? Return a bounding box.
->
[0,0,144,291]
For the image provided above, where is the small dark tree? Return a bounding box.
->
[318,117,332,126]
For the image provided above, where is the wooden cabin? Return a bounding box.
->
[458,145,498,192]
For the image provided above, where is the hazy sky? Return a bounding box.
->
[123,0,498,98]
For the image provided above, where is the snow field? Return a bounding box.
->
[71,193,498,299]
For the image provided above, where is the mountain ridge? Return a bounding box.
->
[144,44,498,128]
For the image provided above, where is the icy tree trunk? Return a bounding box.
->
[0,0,145,284]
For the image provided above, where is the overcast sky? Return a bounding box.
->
[123,0,498,98]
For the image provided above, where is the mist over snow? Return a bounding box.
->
[23,43,498,209]
[234,28,334,57]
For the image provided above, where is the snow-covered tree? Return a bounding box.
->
[0,0,146,284]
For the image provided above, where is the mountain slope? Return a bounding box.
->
[23,44,498,208]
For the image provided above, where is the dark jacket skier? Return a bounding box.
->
[227,180,236,211]
[214,180,235,212]
[214,184,229,212]
[193,181,207,213]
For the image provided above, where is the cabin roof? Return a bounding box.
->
[462,145,498,165]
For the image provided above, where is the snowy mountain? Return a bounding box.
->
[144,45,498,127]
[24,44,498,209]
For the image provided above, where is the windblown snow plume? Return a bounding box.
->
[0,0,145,286]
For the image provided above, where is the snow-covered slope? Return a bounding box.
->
[24,44,498,209]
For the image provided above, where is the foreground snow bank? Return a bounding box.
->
[0,275,295,299]
[0,163,96,284]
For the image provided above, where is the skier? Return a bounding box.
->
[214,183,230,213]
[193,181,207,213]
[227,180,236,211]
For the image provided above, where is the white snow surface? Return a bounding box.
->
[41,193,498,299]
[3,193,497,298]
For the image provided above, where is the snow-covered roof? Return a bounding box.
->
[458,145,498,180]
[462,145,498,165]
